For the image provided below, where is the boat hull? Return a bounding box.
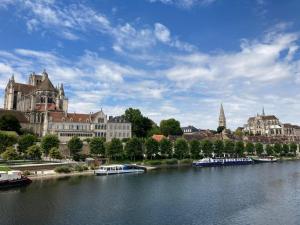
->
[0,177,32,189]
[193,161,253,167]
[252,158,278,163]
[95,169,145,176]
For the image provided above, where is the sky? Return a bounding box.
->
[0,0,300,130]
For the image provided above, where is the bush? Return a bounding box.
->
[54,166,72,173]
[23,170,31,176]
[180,158,193,164]
[1,146,19,160]
[144,160,162,166]
[164,158,178,165]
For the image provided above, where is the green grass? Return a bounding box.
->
[0,166,11,171]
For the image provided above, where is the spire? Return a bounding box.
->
[10,74,15,82]
[219,103,226,128]
[262,107,265,116]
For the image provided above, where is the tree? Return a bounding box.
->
[147,125,161,137]
[234,128,244,138]
[0,114,21,133]
[174,138,189,159]
[235,141,244,157]
[125,137,143,161]
[68,136,83,158]
[145,138,159,159]
[160,119,183,137]
[282,144,289,156]
[273,143,282,155]
[289,143,297,156]
[49,147,63,160]
[265,144,274,156]
[1,146,19,160]
[224,140,235,156]
[255,142,263,156]
[41,134,59,156]
[217,126,225,134]
[160,138,173,158]
[190,140,201,159]
[214,140,224,157]
[201,140,213,157]
[0,132,18,153]
[124,108,153,138]
[26,145,42,160]
[89,137,106,156]
[106,138,123,160]
[18,134,36,153]
[245,142,255,155]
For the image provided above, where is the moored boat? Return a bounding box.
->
[251,156,278,163]
[193,157,253,167]
[95,164,145,176]
[0,170,32,189]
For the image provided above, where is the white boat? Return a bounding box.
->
[95,164,145,175]
[0,170,31,189]
[252,156,278,163]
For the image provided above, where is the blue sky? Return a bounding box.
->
[0,0,300,130]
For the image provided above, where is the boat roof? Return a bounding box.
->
[100,164,124,168]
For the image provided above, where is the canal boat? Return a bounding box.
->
[251,156,278,163]
[95,164,145,175]
[0,170,32,189]
[193,157,253,167]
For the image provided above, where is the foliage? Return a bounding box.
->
[245,142,255,154]
[74,164,88,172]
[180,158,193,164]
[265,144,274,156]
[190,140,201,159]
[147,125,162,137]
[41,134,59,156]
[217,126,225,133]
[0,114,21,133]
[289,143,297,156]
[164,158,178,165]
[125,137,143,161]
[234,141,244,157]
[18,134,36,153]
[124,108,153,138]
[106,138,123,160]
[160,138,173,158]
[224,140,235,155]
[0,131,18,153]
[160,118,183,137]
[255,142,264,156]
[0,166,11,171]
[26,145,42,160]
[68,136,83,157]
[54,166,72,173]
[49,147,63,159]
[144,160,162,166]
[1,146,19,160]
[145,138,159,159]
[282,144,289,156]
[214,140,224,156]
[174,138,189,159]
[234,128,244,137]
[201,140,213,157]
[273,143,282,155]
[89,137,106,156]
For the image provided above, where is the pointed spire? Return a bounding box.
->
[219,103,226,128]
[11,74,15,82]
[262,107,265,116]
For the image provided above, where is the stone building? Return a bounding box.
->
[3,71,132,142]
[181,125,199,134]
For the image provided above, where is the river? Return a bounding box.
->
[1,161,300,225]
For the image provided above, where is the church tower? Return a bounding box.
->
[219,103,226,128]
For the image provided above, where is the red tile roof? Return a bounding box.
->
[152,134,166,142]
[48,111,92,123]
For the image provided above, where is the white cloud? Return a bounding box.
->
[148,0,216,8]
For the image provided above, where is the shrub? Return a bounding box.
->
[180,158,193,164]
[23,170,31,176]
[164,158,178,165]
[74,164,86,172]
[1,146,19,160]
[144,160,162,166]
[54,166,72,173]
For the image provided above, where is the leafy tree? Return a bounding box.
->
[26,145,42,160]
[190,140,201,159]
[0,132,18,153]
[224,140,235,156]
[235,141,244,157]
[68,136,83,158]
[18,134,36,153]
[124,108,153,138]
[234,128,244,137]
[214,140,224,157]
[89,137,106,156]
[201,140,213,157]
[265,144,274,156]
[217,126,225,133]
[145,138,159,159]
[125,137,143,161]
[147,125,161,137]
[273,143,282,155]
[255,142,264,156]
[49,147,63,160]
[282,144,289,156]
[245,142,255,155]
[41,134,59,156]
[289,143,297,156]
[1,146,19,160]
[174,138,189,159]
[0,114,21,133]
[106,138,123,160]
[160,138,173,158]
[160,119,183,137]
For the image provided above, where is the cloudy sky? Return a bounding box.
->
[0,0,300,130]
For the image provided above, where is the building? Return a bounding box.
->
[3,72,132,142]
[181,125,199,134]
[218,103,226,128]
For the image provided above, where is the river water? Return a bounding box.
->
[1,161,300,225]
